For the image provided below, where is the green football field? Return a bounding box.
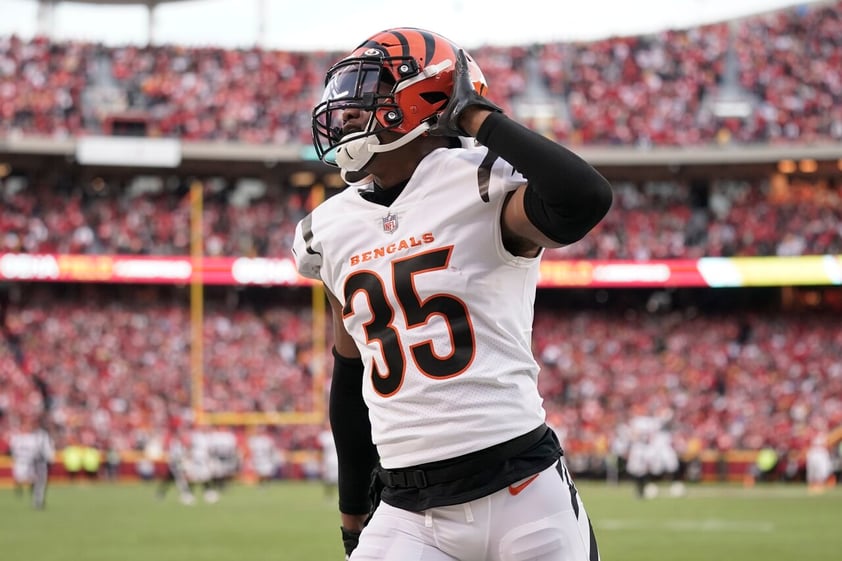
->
[2,480,840,561]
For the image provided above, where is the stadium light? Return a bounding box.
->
[777,160,797,174]
[798,159,818,173]
[322,172,345,189]
[289,171,316,188]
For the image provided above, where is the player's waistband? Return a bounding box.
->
[377,424,551,490]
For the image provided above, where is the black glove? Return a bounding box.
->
[340,526,362,560]
[428,49,502,137]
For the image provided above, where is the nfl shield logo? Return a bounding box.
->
[382,213,398,234]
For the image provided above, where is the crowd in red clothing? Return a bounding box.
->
[1,288,840,468]
[549,176,842,260]
[533,306,842,463]
[1,1,841,146]
[1,1,841,478]
[0,177,309,257]
[0,287,320,456]
[2,174,839,259]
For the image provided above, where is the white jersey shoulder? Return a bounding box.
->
[292,146,547,468]
[292,146,525,283]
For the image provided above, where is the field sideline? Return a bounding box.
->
[2,480,840,561]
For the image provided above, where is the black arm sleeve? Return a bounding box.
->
[475,112,613,245]
[329,348,379,515]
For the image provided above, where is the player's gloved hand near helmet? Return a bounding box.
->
[428,48,503,137]
[340,526,361,560]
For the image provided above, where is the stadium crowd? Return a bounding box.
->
[2,0,841,487]
[549,176,842,259]
[1,1,841,145]
[2,174,840,259]
[1,289,840,479]
[0,175,309,257]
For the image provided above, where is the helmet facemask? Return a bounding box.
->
[313,56,409,172]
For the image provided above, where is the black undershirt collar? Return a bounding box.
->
[356,139,461,206]
[359,179,409,207]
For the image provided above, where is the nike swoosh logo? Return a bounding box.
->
[508,473,540,496]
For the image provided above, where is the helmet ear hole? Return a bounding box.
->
[420,92,448,105]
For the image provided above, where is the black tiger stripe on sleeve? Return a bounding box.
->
[301,213,321,256]
[477,150,498,203]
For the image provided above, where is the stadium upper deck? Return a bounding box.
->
[0,0,840,178]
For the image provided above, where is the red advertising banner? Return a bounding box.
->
[1,253,839,288]
[0,253,306,286]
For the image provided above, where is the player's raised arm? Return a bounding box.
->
[430,49,613,253]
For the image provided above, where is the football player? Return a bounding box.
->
[9,414,54,510]
[293,27,612,561]
[156,427,194,505]
[806,434,834,494]
[247,425,283,484]
[318,424,340,499]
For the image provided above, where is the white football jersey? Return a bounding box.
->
[248,434,280,477]
[318,429,339,483]
[293,146,546,468]
[10,430,54,482]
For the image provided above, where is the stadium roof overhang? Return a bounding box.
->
[2,137,841,184]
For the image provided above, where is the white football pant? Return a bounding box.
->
[351,459,599,561]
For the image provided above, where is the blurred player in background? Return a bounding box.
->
[208,427,240,494]
[184,424,219,504]
[623,413,683,499]
[623,418,654,499]
[9,414,54,510]
[293,27,612,561]
[247,425,283,485]
[805,434,834,494]
[156,426,194,505]
[318,423,339,500]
